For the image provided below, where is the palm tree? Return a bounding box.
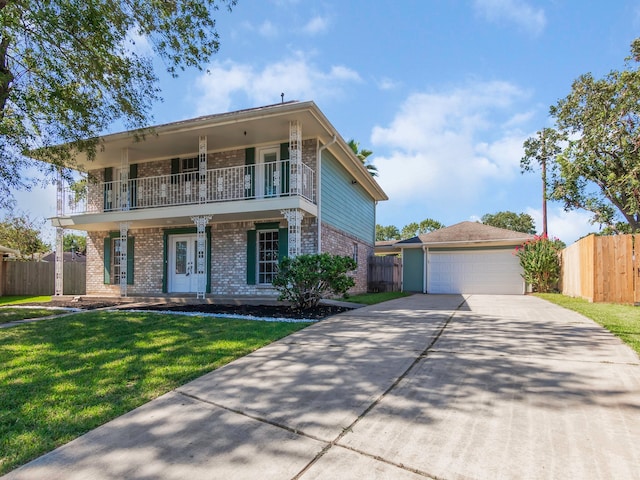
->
[347,139,378,177]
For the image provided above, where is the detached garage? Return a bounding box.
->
[398,222,533,295]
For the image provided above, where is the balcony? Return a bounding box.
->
[61,160,315,216]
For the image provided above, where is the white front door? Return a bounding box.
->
[169,234,201,293]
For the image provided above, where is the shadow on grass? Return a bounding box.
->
[0,311,310,475]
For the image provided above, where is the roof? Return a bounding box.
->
[33,100,388,202]
[397,221,534,248]
[41,251,87,263]
[0,244,19,255]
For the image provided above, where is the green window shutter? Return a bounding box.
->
[280,142,289,160]
[246,229,256,285]
[104,237,111,284]
[171,158,180,184]
[278,227,289,262]
[104,167,113,211]
[280,142,290,195]
[244,147,255,198]
[127,237,134,285]
[129,164,138,208]
[171,158,180,174]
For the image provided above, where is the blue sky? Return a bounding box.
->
[10,0,640,244]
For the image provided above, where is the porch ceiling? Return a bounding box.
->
[73,103,334,169]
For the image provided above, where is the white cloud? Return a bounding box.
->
[193,55,361,114]
[125,29,154,57]
[302,15,329,35]
[258,20,278,37]
[473,0,546,35]
[377,77,400,91]
[372,81,531,208]
[525,206,594,245]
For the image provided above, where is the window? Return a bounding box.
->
[171,157,201,184]
[181,157,199,175]
[257,230,279,284]
[353,243,358,264]
[103,235,134,285]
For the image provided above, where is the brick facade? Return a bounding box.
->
[86,217,320,297]
[81,137,372,298]
[321,223,372,294]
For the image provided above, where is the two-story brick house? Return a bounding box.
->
[49,101,388,299]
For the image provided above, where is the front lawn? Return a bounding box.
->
[0,296,52,306]
[347,291,410,305]
[0,311,310,475]
[0,307,69,324]
[537,293,640,355]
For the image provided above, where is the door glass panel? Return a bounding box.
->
[175,241,187,274]
[262,150,278,197]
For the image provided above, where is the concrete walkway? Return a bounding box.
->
[4,294,640,479]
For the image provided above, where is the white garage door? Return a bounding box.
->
[428,250,524,294]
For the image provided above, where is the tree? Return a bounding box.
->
[0,213,50,259]
[0,0,237,209]
[63,234,87,254]
[272,253,357,310]
[522,39,640,232]
[400,218,444,239]
[481,211,536,234]
[515,235,563,293]
[521,128,562,236]
[376,224,401,241]
[348,139,378,177]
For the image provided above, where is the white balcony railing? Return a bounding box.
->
[61,160,315,215]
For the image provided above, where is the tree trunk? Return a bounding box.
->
[0,36,13,120]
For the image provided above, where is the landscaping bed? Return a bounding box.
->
[19,298,352,321]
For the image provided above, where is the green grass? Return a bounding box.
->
[0,307,69,324]
[537,293,640,355]
[0,311,310,475]
[0,296,52,306]
[346,291,411,305]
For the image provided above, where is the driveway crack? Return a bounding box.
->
[290,296,469,480]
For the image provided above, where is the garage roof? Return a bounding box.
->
[397,221,534,248]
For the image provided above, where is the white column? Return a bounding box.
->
[199,136,207,203]
[120,148,130,211]
[54,227,64,296]
[191,215,212,299]
[281,209,304,258]
[289,120,302,195]
[119,222,129,297]
[54,169,64,296]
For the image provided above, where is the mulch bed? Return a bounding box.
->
[129,303,352,320]
[25,299,351,321]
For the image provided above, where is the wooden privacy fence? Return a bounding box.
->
[2,261,86,296]
[368,255,401,292]
[561,234,639,304]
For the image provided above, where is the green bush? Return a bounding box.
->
[515,235,563,293]
[272,253,357,310]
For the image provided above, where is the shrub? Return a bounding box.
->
[272,253,357,310]
[515,235,563,293]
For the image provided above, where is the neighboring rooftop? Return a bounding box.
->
[388,221,534,248]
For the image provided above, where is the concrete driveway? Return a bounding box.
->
[4,294,640,480]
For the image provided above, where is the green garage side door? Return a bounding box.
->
[402,248,424,292]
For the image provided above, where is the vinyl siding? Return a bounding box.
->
[321,152,375,243]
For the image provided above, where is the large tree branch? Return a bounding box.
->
[0,37,14,120]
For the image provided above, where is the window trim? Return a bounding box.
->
[246,223,288,286]
[257,229,280,285]
[103,232,134,285]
